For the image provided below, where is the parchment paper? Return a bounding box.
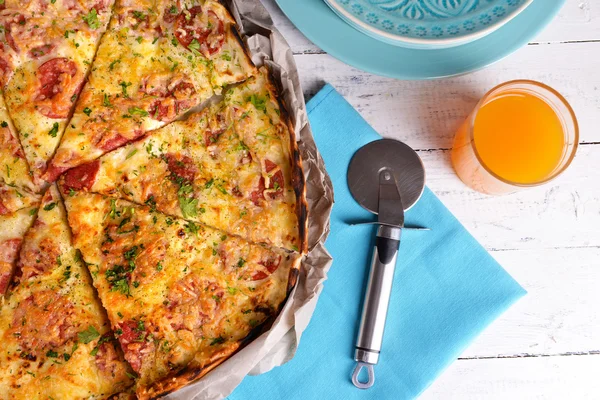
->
[167,1,334,398]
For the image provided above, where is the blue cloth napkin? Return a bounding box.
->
[229,85,526,399]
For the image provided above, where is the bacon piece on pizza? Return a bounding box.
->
[0,0,115,182]
[58,68,305,253]
[0,185,133,398]
[61,191,299,397]
[45,0,256,182]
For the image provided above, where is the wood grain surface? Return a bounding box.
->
[263,0,600,398]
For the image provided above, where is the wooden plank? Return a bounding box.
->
[264,0,600,54]
[293,41,600,147]
[419,145,600,252]
[421,355,600,399]
[533,0,600,44]
[459,247,600,358]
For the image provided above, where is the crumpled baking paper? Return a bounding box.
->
[166,1,334,399]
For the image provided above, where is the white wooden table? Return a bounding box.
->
[263,0,600,398]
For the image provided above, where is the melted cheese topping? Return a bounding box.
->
[0,207,36,297]
[0,0,115,181]
[49,0,256,177]
[0,95,36,191]
[63,68,300,251]
[0,95,40,214]
[62,191,298,395]
[0,185,133,399]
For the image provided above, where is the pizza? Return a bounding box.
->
[59,67,305,252]
[0,0,115,182]
[0,185,133,398]
[61,190,300,398]
[0,95,40,215]
[0,0,308,397]
[44,0,256,181]
[0,206,36,296]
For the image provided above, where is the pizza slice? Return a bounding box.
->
[45,0,256,181]
[0,206,36,296]
[0,94,41,215]
[61,189,299,398]
[58,68,305,252]
[0,185,133,398]
[0,0,115,182]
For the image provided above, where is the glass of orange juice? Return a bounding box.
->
[451,80,578,195]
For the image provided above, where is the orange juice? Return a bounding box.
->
[471,91,564,184]
[451,80,578,195]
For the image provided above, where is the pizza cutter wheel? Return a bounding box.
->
[347,139,426,389]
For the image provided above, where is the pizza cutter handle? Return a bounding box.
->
[352,225,401,389]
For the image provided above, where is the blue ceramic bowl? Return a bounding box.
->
[324,0,534,49]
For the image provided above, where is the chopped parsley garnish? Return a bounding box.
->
[61,265,71,283]
[48,122,59,138]
[83,107,92,116]
[0,121,7,128]
[119,81,132,97]
[109,59,121,71]
[132,10,145,20]
[46,350,58,358]
[179,196,198,218]
[188,39,201,55]
[126,149,137,159]
[103,93,112,107]
[248,94,267,113]
[105,265,132,296]
[169,5,178,14]
[136,36,143,44]
[136,319,145,332]
[210,336,225,346]
[144,195,157,212]
[215,183,227,195]
[204,179,214,189]
[128,107,148,117]
[90,336,111,356]
[123,246,139,264]
[156,262,163,272]
[234,141,249,151]
[184,221,200,236]
[82,9,99,30]
[236,258,246,268]
[43,202,57,211]
[78,325,100,344]
[108,198,119,219]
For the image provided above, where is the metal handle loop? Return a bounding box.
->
[351,362,375,389]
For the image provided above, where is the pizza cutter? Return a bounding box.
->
[347,139,426,389]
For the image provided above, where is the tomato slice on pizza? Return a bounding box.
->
[0,185,133,398]
[0,0,115,182]
[58,68,305,253]
[61,190,299,398]
[45,0,256,182]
